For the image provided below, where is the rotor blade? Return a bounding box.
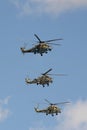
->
[54,101,70,105]
[48,74,67,76]
[46,43,61,46]
[44,99,52,105]
[45,99,70,105]
[44,38,63,43]
[42,68,52,75]
[34,34,42,42]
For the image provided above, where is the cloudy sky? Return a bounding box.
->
[11,0,87,16]
[0,0,87,130]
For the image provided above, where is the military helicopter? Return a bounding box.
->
[34,99,70,116]
[20,34,63,56]
[25,68,66,87]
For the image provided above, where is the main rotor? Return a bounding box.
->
[41,68,67,76]
[34,34,63,45]
[45,99,70,106]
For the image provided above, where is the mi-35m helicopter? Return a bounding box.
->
[25,68,66,87]
[20,34,63,56]
[34,99,70,116]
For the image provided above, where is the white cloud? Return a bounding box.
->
[10,0,87,16]
[0,96,11,122]
[0,108,10,122]
[29,100,87,130]
[56,100,87,130]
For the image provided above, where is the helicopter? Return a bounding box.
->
[20,34,63,56]
[34,99,70,116]
[25,68,66,87]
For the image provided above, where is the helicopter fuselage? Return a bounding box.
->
[20,43,52,56]
[36,75,53,87]
[25,75,53,87]
[47,105,61,115]
[37,43,52,56]
[35,105,61,116]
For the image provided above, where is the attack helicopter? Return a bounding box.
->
[20,34,63,56]
[34,99,70,116]
[25,68,66,87]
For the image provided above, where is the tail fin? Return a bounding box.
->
[25,78,31,84]
[20,47,25,54]
[34,107,38,112]
[34,104,39,112]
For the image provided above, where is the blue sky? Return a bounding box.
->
[0,0,87,130]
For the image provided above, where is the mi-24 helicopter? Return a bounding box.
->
[25,68,67,87]
[20,34,63,56]
[34,99,70,116]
